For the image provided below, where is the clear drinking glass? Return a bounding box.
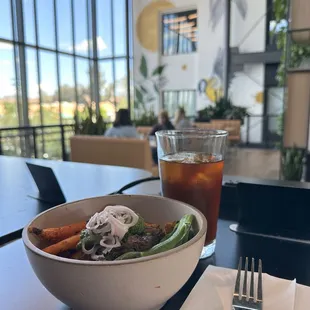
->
[155,129,228,259]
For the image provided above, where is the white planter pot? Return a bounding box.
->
[291,0,310,44]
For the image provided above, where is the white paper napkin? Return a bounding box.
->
[181,265,300,310]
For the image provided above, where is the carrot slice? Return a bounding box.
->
[42,234,81,255]
[28,221,86,243]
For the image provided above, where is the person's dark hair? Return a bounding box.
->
[113,109,132,127]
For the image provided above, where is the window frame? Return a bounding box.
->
[159,6,198,57]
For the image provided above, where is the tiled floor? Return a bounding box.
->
[224,147,280,180]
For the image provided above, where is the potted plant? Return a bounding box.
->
[281,146,305,181]
[196,97,248,125]
[74,103,106,135]
[133,110,157,127]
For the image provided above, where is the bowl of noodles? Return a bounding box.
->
[23,194,207,310]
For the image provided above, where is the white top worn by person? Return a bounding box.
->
[105,126,138,138]
[174,107,193,130]
[104,109,139,138]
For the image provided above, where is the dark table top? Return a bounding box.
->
[0,156,151,243]
[1,218,310,310]
[2,156,310,309]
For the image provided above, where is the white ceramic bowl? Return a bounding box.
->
[22,195,207,310]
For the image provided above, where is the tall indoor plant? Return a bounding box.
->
[74,103,106,135]
[272,0,310,181]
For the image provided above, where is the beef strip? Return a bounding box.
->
[105,227,164,261]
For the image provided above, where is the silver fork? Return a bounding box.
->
[232,257,263,310]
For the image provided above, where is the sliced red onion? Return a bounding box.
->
[99,236,121,249]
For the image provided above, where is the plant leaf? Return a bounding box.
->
[153,83,159,94]
[152,65,166,76]
[135,87,143,103]
[140,55,148,78]
[140,85,148,93]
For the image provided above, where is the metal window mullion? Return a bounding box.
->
[53,0,62,124]
[71,0,79,110]
[86,0,93,105]
[15,0,29,127]
[125,0,131,115]
[111,0,117,109]
[33,0,45,153]
[90,0,100,112]
[10,0,22,127]
[0,36,93,58]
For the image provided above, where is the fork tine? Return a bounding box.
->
[249,258,255,299]
[234,257,242,299]
[242,257,248,298]
[257,259,263,302]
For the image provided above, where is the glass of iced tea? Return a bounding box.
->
[155,129,227,258]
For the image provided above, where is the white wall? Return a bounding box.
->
[133,0,268,143]
[230,0,266,52]
[161,54,197,91]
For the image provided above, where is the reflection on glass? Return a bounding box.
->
[99,60,115,121]
[96,0,112,57]
[23,0,36,45]
[0,42,18,127]
[76,58,90,105]
[57,0,73,52]
[37,0,55,49]
[59,55,75,123]
[74,0,88,56]
[113,0,126,56]
[0,0,12,39]
[162,10,197,55]
[163,90,196,118]
[115,59,127,109]
[39,51,59,124]
[26,48,41,125]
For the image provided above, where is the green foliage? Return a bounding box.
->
[134,54,167,112]
[140,55,148,78]
[0,102,19,127]
[128,216,145,235]
[272,0,310,85]
[276,113,284,136]
[152,65,165,76]
[196,97,248,125]
[133,110,157,127]
[74,103,106,135]
[281,146,305,181]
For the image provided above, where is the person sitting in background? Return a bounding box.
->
[149,110,175,136]
[174,107,193,129]
[149,110,174,164]
[104,109,138,138]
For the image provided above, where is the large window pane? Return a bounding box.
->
[57,0,73,52]
[162,10,197,56]
[74,0,88,56]
[115,59,127,109]
[99,60,115,120]
[96,0,112,58]
[37,0,55,49]
[23,0,36,45]
[0,0,12,40]
[113,0,126,56]
[40,51,59,124]
[26,48,41,125]
[76,58,90,105]
[59,55,75,123]
[0,42,18,127]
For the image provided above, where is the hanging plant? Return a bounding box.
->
[272,0,310,85]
